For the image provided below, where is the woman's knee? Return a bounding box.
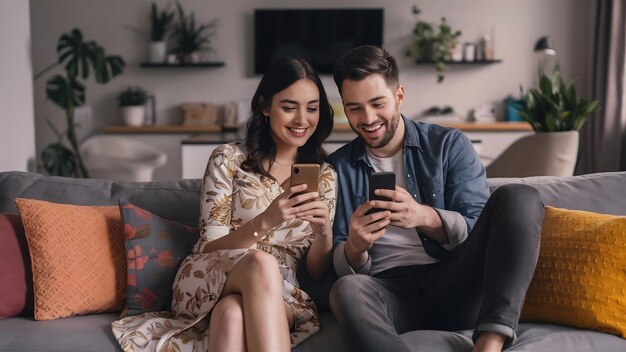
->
[211,294,244,333]
[237,251,282,290]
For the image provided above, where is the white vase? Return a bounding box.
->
[122,106,145,126]
[149,41,167,63]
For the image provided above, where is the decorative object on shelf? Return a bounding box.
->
[534,35,557,75]
[405,4,462,83]
[463,42,476,62]
[505,96,525,122]
[420,105,464,123]
[519,65,600,132]
[172,1,219,64]
[470,103,497,123]
[33,28,125,178]
[182,102,219,126]
[149,2,175,63]
[117,86,149,126]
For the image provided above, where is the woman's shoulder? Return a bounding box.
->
[208,142,246,170]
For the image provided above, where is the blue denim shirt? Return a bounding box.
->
[329,116,490,276]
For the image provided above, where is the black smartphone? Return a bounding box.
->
[366,172,396,215]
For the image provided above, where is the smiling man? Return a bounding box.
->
[328,45,545,352]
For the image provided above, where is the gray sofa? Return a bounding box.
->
[1,170,625,352]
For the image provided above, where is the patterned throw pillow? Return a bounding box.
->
[120,201,199,315]
[14,199,126,320]
[521,206,626,337]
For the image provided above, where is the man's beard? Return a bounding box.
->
[355,112,400,149]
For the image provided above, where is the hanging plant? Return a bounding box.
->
[405,5,462,83]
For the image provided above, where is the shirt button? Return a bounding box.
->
[432,193,436,198]
[407,174,411,178]
[413,194,418,198]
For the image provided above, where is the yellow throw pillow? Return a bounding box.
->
[15,198,126,320]
[521,206,626,337]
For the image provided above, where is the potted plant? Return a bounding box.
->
[34,28,125,178]
[405,5,462,83]
[505,65,602,175]
[172,1,218,63]
[118,86,149,126]
[519,65,601,132]
[149,2,175,63]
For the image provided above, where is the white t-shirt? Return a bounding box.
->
[366,148,438,275]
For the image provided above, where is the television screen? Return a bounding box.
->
[254,9,384,74]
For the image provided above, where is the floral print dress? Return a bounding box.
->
[112,142,337,351]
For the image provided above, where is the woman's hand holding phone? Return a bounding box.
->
[258,183,319,233]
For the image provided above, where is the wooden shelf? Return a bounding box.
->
[140,62,225,68]
[104,125,222,134]
[333,121,532,132]
[415,59,502,65]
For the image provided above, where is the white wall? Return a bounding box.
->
[29,0,595,178]
[0,0,36,172]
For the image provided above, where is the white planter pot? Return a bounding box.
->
[121,106,145,126]
[149,41,167,63]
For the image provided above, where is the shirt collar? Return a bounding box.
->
[350,114,422,165]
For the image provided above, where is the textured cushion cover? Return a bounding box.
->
[15,198,126,320]
[0,214,33,319]
[120,201,199,315]
[521,206,626,337]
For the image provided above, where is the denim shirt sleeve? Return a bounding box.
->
[440,129,489,246]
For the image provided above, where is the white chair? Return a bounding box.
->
[80,135,167,182]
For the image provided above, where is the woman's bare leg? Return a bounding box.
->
[221,251,290,352]
[207,294,246,352]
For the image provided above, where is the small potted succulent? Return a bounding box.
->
[118,86,149,126]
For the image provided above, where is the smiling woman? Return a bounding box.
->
[111,58,337,352]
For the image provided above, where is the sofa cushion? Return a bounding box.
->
[521,206,626,337]
[0,214,33,319]
[0,171,203,227]
[15,199,126,320]
[488,171,626,215]
[120,201,199,315]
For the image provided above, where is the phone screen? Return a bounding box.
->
[367,172,396,214]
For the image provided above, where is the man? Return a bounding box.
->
[328,45,544,352]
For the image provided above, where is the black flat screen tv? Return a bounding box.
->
[254,9,384,74]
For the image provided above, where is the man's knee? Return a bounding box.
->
[491,183,542,206]
[330,274,376,315]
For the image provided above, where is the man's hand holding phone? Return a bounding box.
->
[371,186,433,230]
[343,201,391,269]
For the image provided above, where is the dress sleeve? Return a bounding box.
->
[318,163,337,228]
[193,144,238,253]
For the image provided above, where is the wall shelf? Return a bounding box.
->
[415,59,502,65]
[140,62,225,68]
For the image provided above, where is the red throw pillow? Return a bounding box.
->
[0,214,33,319]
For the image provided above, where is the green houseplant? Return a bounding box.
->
[149,2,174,63]
[34,28,125,177]
[117,86,149,126]
[519,66,601,132]
[405,5,462,83]
[172,1,218,63]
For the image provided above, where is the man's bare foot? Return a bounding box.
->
[473,331,505,352]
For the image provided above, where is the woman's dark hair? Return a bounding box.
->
[241,58,333,179]
[333,45,399,95]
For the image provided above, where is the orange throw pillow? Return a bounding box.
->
[521,206,626,337]
[15,198,126,320]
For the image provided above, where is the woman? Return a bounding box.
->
[112,58,336,352]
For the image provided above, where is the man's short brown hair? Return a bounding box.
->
[332,45,399,95]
